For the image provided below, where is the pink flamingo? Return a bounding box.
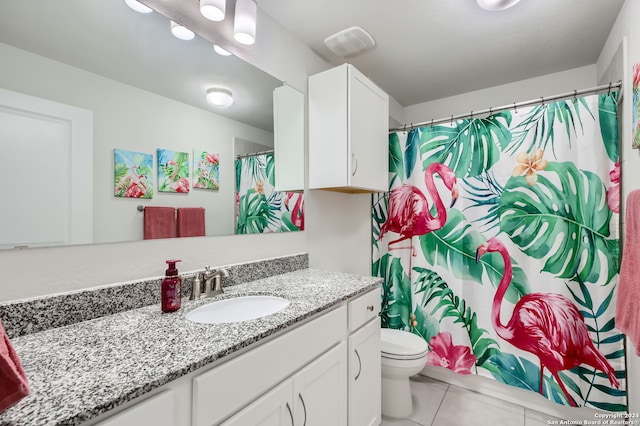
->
[476,237,620,407]
[378,162,459,255]
[167,160,189,193]
[285,192,304,230]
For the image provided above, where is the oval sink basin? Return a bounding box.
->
[186,295,290,324]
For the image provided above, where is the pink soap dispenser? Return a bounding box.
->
[162,259,182,313]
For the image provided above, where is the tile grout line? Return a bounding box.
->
[429,384,451,426]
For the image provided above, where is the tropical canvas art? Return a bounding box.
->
[235,153,304,234]
[158,149,189,193]
[193,150,220,190]
[633,63,640,149]
[373,92,627,410]
[114,149,153,198]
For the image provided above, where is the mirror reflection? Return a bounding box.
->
[0,0,285,248]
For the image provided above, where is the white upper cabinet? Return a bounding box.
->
[308,64,389,193]
[274,84,305,192]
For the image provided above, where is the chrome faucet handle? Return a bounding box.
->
[190,273,203,300]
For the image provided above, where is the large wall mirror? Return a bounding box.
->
[0,0,303,249]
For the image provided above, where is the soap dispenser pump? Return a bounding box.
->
[162,259,182,313]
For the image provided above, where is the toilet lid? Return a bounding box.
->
[381,328,429,359]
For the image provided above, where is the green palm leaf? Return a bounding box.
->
[373,253,412,330]
[372,193,388,247]
[414,267,501,366]
[461,171,504,231]
[417,209,531,304]
[236,189,273,234]
[507,98,593,157]
[497,161,618,284]
[598,91,619,162]
[404,129,419,180]
[418,112,512,178]
[265,153,276,186]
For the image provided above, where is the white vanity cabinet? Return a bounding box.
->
[222,342,347,426]
[348,289,382,426]
[308,64,389,193]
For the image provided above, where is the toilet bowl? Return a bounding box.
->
[381,328,429,419]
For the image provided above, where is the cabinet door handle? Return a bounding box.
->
[354,348,362,381]
[367,305,374,311]
[351,153,358,176]
[299,393,307,426]
[286,402,294,426]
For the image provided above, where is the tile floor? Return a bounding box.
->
[381,375,563,426]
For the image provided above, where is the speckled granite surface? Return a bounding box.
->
[0,268,381,426]
[0,253,308,339]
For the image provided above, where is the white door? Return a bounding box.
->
[349,319,382,426]
[293,342,347,426]
[0,88,92,248]
[222,380,294,426]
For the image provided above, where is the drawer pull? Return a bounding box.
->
[286,402,294,426]
[367,305,375,311]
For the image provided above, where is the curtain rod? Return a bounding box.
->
[236,149,274,159]
[389,80,622,133]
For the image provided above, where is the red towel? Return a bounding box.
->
[617,189,640,356]
[177,208,206,237]
[0,320,29,413]
[143,207,177,240]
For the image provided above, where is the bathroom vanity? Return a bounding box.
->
[0,265,381,426]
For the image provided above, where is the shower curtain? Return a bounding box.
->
[372,92,627,410]
[235,153,304,234]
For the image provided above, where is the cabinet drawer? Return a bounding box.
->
[193,305,347,426]
[348,289,381,332]
[95,390,174,426]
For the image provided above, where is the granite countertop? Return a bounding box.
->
[0,269,381,426]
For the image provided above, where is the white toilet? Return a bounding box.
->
[380,328,429,419]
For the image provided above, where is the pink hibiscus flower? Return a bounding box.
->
[426,331,476,375]
[634,64,640,89]
[206,153,219,164]
[607,161,620,213]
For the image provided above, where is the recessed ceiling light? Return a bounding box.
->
[213,44,232,56]
[125,0,153,13]
[170,21,195,41]
[206,88,234,108]
[477,0,521,11]
[200,0,225,22]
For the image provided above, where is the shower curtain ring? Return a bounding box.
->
[573,90,578,102]
[513,102,517,114]
[470,110,474,120]
[450,114,453,125]
[540,96,545,106]
[430,119,434,128]
[489,107,493,116]
[403,123,407,134]
[608,82,612,95]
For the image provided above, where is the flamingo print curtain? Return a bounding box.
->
[372,92,627,410]
[235,153,304,234]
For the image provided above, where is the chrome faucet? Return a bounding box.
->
[191,265,229,300]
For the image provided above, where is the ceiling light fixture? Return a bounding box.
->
[213,44,232,56]
[200,0,226,22]
[477,0,521,11]
[170,21,195,40]
[125,0,153,13]
[206,88,234,108]
[234,0,257,45]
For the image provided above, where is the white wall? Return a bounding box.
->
[597,0,640,416]
[0,42,274,243]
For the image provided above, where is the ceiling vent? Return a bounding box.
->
[324,26,376,58]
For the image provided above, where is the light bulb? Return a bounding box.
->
[200,0,225,22]
[213,44,232,56]
[234,0,257,45]
[171,21,195,41]
[477,0,522,11]
[206,88,233,108]
[125,0,153,13]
